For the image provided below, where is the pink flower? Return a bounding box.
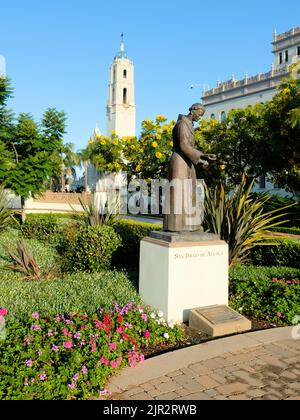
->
[82,365,88,375]
[68,381,75,390]
[91,342,97,353]
[37,350,42,357]
[52,344,59,353]
[47,330,53,337]
[109,343,117,351]
[144,330,150,340]
[32,312,39,320]
[110,361,117,369]
[31,324,41,332]
[0,308,8,317]
[62,328,72,338]
[39,374,46,381]
[25,360,33,368]
[86,381,91,386]
[141,314,148,322]
[74,332,81,339]
[277,312,283,318]
[116,327,124,334]
[101,356,109,366]
[63,341,73,349]
[73,373,79,381]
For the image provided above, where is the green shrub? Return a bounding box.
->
[21,214,64,244]
[63,225,122,273]
[249,238,300,268]
[229,265,300,325]
[270,226,300,236]
[113,219,162,269]
[0,305,183,400]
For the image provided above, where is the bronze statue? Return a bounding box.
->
[164,104,216,233]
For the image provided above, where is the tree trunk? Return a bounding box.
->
[85,161,88,192]
[61,161,65,192]
[21,196,26,223]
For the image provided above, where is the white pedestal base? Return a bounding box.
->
[139,238,229,323]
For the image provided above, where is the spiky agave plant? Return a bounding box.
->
[203,175,294,266]
[5,240,54,281]
[79,193,120,227]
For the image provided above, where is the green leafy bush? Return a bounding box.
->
[113,219,162,269]
[0,305,183,400]
[270,226,300,236]
[249,239,300,268]
[21,214,64,244]
[63,225,122,273]
[229,266,300,325]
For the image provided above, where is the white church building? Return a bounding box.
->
[202,26,300,196]
[202,27,300,121]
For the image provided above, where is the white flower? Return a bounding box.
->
[156,320,161,325]
[168,321,175,329]
[150,313,156,319]
[139,309,144,314]
[239,307,243,312]
[164,333,170,340]
[158,311,164,318]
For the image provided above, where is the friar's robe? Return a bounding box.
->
[164,115,203,232]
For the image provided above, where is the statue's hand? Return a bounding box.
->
[198,158,209,168]
[205,154,217,162]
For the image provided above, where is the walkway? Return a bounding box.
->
[108,327,300,400]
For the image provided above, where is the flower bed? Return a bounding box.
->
[0,303,182,400]
[229,266,300,325]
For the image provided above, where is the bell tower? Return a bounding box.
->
[106,34,136,137]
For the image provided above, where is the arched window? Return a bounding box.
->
[123,88,127,104]
[113,67,116,82]
[112,87,115,104]
[221,111,226,122]
[210,113,216,120]
[123,69,127,78]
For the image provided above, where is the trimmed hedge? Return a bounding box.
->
[113,219,162,269]
[271,226,300,236]
[249,238,300,268]
[229,265,300,325]
[62,225,122,273]
[0,270,141,322]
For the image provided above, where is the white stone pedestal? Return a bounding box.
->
[139,237,229,323]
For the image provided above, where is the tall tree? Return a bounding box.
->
[0,77,14,183]
[5,113,54,221]
[41,108,67,191]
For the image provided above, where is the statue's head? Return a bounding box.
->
[189,103,206,121]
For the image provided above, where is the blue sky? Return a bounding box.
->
[1,0,299,152]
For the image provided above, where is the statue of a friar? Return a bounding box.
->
[164,104,216,233]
